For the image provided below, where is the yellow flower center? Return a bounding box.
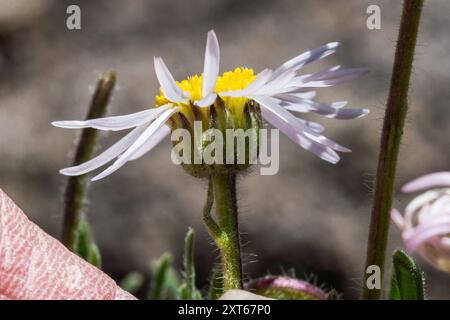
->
[155,67,256,112]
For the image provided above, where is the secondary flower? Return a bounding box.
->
[53,30,369,180]
[392,172,450,273]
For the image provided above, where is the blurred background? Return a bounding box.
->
[1,0,449,299]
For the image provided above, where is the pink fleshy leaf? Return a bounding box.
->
[0,188,136,300]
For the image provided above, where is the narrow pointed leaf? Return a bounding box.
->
[149,253,178,300]
[179,228,202,300]
[208,267,224,300]
[119,272,144,294]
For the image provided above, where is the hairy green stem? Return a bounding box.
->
[62,71,116,255]
[203,177,221,239]
[362,0,424,300]
[208,173,243,290]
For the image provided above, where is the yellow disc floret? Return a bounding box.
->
[155,68,256,112]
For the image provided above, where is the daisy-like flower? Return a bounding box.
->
[392,172,450,273]
[53,30,369,181]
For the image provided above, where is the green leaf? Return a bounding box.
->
[75,220,102,268]
[149,253,179,300]
[165,268,182,300]
[119,272,144,294]
[389,250,425,300]
[179,228,202,300]
[208,267,224,300]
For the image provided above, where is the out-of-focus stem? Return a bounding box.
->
[362,0,424,300]
[61,71,116,259]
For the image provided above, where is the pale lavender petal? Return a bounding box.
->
[296,117,325,133]
[202,30,220,97]
[272,89,317,99]
[154,57,188,103]
[307,65,341,80]
[272,42,339,78]
[404,218,450,252]
[428,195,450,219]
[278,96,369,120]
[52,106,170,131]
[254,95,340,163]
[289,68,368,88]
[404,190,441,227]
[302,131,351,153]
[391,208,405,229]
[440,237,450,247]
[304,67,368,83]
[253,95,349,152]
[402,172,450,193]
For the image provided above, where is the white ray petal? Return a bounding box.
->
[272,42,340,78]
[253,69,296,96]
[202,30,220,97]
[129,124,171,161]
[195,92,217,107]
[59,125,147,176]
[154,57,188,103]
[52,105,170,131]
[92,108,177,181]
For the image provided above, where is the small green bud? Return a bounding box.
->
[247,276,329,300]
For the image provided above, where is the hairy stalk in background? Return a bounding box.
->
[61,71,116,267]
[362,0,424,300]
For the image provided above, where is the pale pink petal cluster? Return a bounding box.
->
[392,172,450,272]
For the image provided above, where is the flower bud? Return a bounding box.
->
[246,276,330,300]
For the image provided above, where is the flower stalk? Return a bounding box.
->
[362,0,424,300]
[61,71,116,264]
[204,173,243,291]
